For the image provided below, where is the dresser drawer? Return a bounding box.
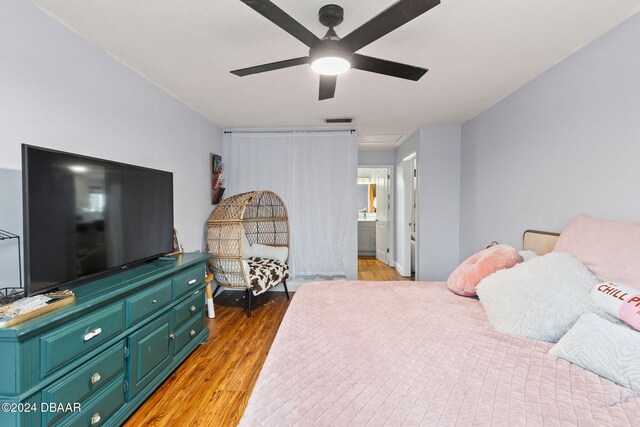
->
[174,313,204,355]
[39,303,125,378]
[125,280,172,326]
[62,375,125,427]
[174,289,204,329]
[172,265,204,299]
[41,342,124,426]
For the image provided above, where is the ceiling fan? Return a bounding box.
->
[231,0,441,100]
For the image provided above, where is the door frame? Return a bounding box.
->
[358,165,395,267]
[396,154,418,279]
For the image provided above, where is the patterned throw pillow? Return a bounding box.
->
[550,313,640,392]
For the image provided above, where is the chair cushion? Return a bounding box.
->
[248,257,289,296]
[251,244,288,262]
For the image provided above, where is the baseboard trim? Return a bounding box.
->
[395,262,411,277]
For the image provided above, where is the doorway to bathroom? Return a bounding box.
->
[357,166,405,281]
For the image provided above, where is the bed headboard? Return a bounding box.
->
[523,230,560,255]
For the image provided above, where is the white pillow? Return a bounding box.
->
[477,252,610,342]
[251,243,288,262]
[518,250,538,262]
[241,229,253,259]
[550,313,640,392]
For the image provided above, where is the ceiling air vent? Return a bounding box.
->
[325,117,352,123]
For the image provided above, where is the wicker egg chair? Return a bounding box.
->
[206,191,290,317]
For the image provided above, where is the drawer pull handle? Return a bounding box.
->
[91,372,102,384]
[91,413,101,425]
[188,279,197,285]
[190,329,196,337]
[152,299,157,304]
[170,333,176,340]
[83,328,102,341]
[190,305,197,312]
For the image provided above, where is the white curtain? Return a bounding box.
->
[224,130,357,279]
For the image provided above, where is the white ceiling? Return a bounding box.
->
[32,0,640,147]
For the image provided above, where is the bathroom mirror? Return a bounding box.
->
[357,183,376,214]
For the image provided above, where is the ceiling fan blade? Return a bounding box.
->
[351,54,427,81]
[319,75,337,100]
[239,0,321,48]
[339,0,440,52]
[231,56,309,77]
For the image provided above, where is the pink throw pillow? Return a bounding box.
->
[448,244,521,297]
[555,215,640,289]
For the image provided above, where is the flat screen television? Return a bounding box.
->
[22,145,174,296]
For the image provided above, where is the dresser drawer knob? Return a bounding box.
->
[190,329,196,337]
[152,299,157,304]
[170,333,176,340]
[190,305,197,312]
[188,279,197,285]
[91,372,102,384]
[83,328,102,342]
[91,412,101,425]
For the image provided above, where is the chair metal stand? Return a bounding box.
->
[246,289,253,317]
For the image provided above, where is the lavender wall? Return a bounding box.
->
[358,149,396,166]
[394,126,460,281]
[419,125,460,280]
[0,1,223,286]
[460,12,640,258]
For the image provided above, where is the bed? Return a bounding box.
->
[240,228,640,426]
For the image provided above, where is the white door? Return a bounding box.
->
[375,169,390,264]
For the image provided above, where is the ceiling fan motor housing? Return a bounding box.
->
[319,4,344,29]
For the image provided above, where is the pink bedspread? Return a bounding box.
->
[240,281,640,426]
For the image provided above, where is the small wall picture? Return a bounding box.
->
[168,228,183,256]
[211,153,225,205]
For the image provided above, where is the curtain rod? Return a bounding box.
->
[224,129,356,134]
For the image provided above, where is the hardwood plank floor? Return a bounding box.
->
[123,290,291,427]
[357,256,413,281]
[125,258,410,426]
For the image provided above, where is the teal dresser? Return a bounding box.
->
[0,253,211,427]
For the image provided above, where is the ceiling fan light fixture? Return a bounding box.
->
[311,56,351,75]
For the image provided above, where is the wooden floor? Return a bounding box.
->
[123,290,291,427]
[357,256,413,281]
[124,258,410,426]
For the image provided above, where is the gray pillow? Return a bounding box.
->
[477,252,610,342]
[550,313,640,392]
